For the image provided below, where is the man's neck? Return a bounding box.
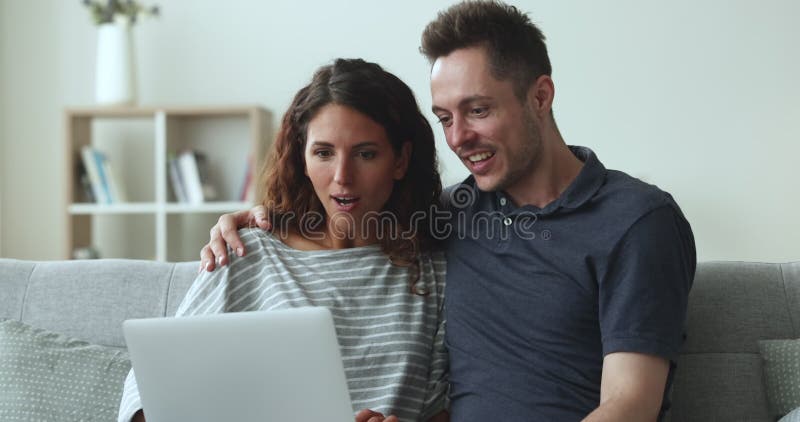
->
[504,135,584,209]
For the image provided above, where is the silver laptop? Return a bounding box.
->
[123,307,354,422]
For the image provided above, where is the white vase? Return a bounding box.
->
[94,20,137,106]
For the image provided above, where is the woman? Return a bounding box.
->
[117,58,448,422]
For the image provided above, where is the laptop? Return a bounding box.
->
[123,307,354,422]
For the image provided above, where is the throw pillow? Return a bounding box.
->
[780,406,800,422]
[759,338,800,420]
[0,319,131,421]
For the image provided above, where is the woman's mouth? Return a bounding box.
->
[332,195,360,211]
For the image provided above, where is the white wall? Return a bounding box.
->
[2,0,64,260]
[0,0,5,256]
[0,0,797,262]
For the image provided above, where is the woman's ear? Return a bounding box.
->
[394,142,412,180]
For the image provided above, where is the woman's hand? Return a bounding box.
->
[199,205,269,272]
[355,409,399,422]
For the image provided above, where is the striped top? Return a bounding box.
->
[118,228,448,422]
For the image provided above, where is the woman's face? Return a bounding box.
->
[304,103,410,240]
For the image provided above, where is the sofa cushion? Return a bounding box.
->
[683,262,794,354]
[20,259,181,348]
[0,259,33,321]
[668,352,770,421]
[0,319,131,421]
[760,338,800,419]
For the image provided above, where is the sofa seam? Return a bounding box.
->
[779,263,796,337]
[163,264,176,317]
[18,263,36,321]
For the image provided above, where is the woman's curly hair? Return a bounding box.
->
[259,58,442,293]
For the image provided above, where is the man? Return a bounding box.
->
[202,2,695,421]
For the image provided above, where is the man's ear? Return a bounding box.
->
[394,142,412,180]
[527,74,555,118]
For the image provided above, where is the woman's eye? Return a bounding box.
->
[436,115,452,127]
[315,150,332,158]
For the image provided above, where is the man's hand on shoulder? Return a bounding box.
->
[199,205,270,273]
[582,352,669,422]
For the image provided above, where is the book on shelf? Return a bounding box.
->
[76,158,95,203]
[79,146,127,204]
[176,149,218,204]
[80,146,109,204]
[168,153,188,203]
[101,153,128,203]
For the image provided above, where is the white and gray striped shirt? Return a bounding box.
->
[118,228,448,422]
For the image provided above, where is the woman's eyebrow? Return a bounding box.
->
[308,141,379,148]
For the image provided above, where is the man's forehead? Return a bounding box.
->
[429,50,511,108]
[429,46,490,77]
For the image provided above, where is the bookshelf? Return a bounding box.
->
[64,106,271,261]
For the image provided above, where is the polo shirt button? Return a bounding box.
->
[503,217,513,226]
[500,197,507,206]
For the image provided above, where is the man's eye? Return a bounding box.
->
[471,107,488,116]
[359,151,376,159]
[436,116,452,127]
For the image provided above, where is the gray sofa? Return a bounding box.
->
[1,258,798,421]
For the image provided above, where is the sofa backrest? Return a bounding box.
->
[2,258,798,420]
[667,261,800,422]
[0,258,197,349]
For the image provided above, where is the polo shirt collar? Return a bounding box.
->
[496,145,606,214]
[555,145,606,210]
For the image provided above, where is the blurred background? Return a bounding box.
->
[0,0,798,262]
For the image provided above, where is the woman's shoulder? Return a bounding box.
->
[231,228,283,259]
[237,226,271,239]
[418,250,447,281]
[419,249,446,265]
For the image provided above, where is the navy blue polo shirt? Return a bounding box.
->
[442,146,696,421]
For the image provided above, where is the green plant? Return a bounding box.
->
[82,0,159,25]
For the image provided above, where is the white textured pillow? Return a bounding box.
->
[760,338,800,420]
[0,319,131,421]
[780,406,800,422]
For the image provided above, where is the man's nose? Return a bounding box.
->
[447,116,477,152]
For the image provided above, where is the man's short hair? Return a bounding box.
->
[420,0,552,101]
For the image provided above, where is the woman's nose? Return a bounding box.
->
[333,156,353,185]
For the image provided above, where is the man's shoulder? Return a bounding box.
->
[580,169,693,246]
[597,170,680,216]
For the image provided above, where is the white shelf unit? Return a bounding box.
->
[65,106,271,261]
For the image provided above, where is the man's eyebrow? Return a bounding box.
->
[432,95,494,114]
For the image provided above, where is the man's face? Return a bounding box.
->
[430,46,542,195]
